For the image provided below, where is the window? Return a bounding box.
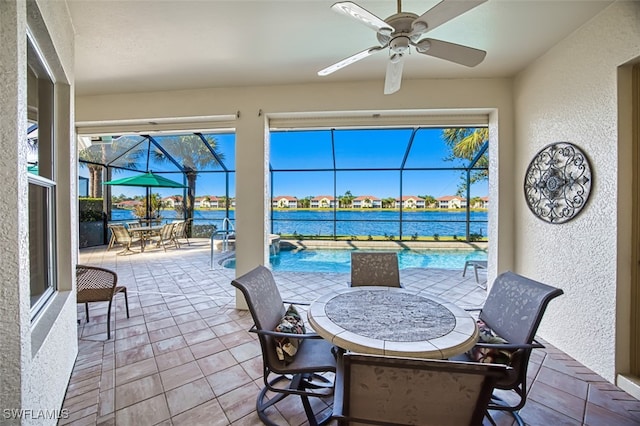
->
[27,32,57,319]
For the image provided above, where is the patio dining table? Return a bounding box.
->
[307,286,479,359]
[128,225,164,252]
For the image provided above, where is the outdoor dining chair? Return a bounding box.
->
[451,271,564,425]
[76,264,130,340]
[172,220,190,247]
[148,222,177,251]
[349,251,402,287]
[108,224,141,255]
[332,353,510,426]
[231,265,337,426]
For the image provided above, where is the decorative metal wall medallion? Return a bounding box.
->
[524,142,592,224]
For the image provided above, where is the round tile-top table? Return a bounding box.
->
[307,286,479,359]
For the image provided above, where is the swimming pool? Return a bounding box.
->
[222,248,487,273]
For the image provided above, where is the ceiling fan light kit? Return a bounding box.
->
[318,0,488,95]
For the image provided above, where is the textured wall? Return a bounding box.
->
[0,1,77,424]
[514,1,640,381]
[0,2,29,422]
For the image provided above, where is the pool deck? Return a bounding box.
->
[66,238,640,426]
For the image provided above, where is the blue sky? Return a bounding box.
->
[82,128,488,200]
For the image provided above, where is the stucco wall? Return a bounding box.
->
[513,1,640,382]
[0,1,77,424]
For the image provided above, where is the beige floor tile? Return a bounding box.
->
[197,350,239,376]
[115,373,164,410]
[148,325,182,343]
[207,364,254,397]
[114,394,170,426]
[152,335,188,355]
[114,344,154,368]
[217,381,262,423]
[115,357,158,387]
[165,377,215,416]
[170,399,229,426]
[155,346,195,371]
[159,360,204,391]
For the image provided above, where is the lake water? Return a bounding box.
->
[111,209,487,237]
[222,247,488,273]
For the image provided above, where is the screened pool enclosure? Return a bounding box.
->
[77,126,487,245]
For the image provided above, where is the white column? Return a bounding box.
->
[234,110,270,309]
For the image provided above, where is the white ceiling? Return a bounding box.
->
[66,0,613,97]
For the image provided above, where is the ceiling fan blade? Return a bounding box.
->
[412,0,487,35]
[415,38,486,67]
[331,1,394,35]
[318,46,384,76]
[384,54,405,95]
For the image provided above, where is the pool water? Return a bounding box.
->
[223,248,487,273]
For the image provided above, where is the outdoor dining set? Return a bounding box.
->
[231,253,563,426]
[106,218,191,255]
[77,244,563,425]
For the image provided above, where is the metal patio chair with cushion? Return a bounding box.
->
[451,271,564,425]
[76,264,130,340]
[231,265,337,426]
[108,224,141,255]
[349,251,402,287]
[332,353,511,426]
[148,222,177,251]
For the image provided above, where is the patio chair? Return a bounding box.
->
[349,251,402,287]
[172,220,190,247]
[332,353,510,426]
[463,259,487,284]
[451,271,564,425]
[109,224,141,255]
[148,222,177,251]
[76,264,130,340]
[231,265,337,426]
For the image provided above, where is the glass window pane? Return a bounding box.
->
[29,180,55,309]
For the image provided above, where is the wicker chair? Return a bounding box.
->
[349,251,402,287]
[76,264,130,339]
[333,353,510,426]
[231,265,336,426]
[451,271,564,425]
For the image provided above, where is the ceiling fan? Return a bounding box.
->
[318,0,488,95]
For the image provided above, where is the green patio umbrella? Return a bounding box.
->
[103,171,186,188]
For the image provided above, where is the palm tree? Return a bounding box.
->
[442,128,489,194]
[420,195,437,208]
[151,134,225,223]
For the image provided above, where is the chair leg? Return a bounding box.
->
[106,299,113,340]
[463,260,470,277]
[122,288,130,318]
[474,264,480,283]
[85,303,90,322]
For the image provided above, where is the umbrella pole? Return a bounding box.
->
[146,187,151,219]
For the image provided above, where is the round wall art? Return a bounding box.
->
[523,142,592,224]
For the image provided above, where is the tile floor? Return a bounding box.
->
[62,239,640,425]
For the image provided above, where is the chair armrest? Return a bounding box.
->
[474,341,544,351]
[282,300,310,306]
[249,325,325,340]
